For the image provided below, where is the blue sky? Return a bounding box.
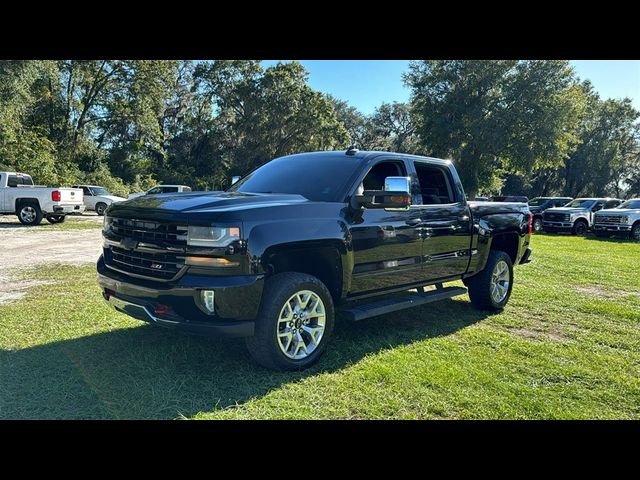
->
[262,60,640,115]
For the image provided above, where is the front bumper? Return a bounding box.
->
[593,224,632,233]
[53,203,85,215]
[97,255,262,337]
[542,221,573,232]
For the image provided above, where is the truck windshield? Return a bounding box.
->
[91,187,111,196]
[617,199,640,209]
[565,199,595,208]
[228,154,362,202]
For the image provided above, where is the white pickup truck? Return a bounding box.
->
[0,172,85,226]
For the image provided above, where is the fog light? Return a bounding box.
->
[201,290,215,313]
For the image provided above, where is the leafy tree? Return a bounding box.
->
[406,60,584,196]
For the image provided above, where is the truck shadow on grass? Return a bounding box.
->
[0,299,489,419]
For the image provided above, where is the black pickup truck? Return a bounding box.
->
[98,149,532,370]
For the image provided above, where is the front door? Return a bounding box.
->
[348,159,425,294]
[409,159,473,281]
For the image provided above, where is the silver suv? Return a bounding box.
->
[542,198,622,235]
[593,198,640,241]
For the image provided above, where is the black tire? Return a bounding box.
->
[95,202,108,216]
[16,201,43,226]
[464,250,514,311]
[245,272,335,371]
[571,219,588,236]
[46,215,66,224]
[631,223,640,242]
[532,217,543,233]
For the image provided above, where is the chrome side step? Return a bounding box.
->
[340,286,468,322]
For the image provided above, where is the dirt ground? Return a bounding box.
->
[0,214,103,305]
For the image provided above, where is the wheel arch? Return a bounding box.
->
[263,242,345,303]
[489,232,519,264]
[15,197,41,212]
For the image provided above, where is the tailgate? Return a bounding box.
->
[58,188,84,203]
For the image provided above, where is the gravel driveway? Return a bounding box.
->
[0,214,103,305]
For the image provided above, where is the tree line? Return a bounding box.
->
[1,60,638,198]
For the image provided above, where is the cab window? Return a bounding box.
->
[412,162,455,205]
[604,199,621,209]
[147,187,162,194]
[161,187,179,193]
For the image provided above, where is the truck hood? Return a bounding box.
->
[98,195,126,203]
[544,207,587,215]
[596,208,640,215]
[109,191,309,215]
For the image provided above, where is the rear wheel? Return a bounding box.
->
[95,202,108,216]
[17,201,43,226]
[572,219,588,236]
[46,215,66,224]
[465,250,513,311]
[245,272,334,371]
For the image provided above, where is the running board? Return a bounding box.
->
[340,286,468,322]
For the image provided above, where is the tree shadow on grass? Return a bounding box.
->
[0,299,490,419]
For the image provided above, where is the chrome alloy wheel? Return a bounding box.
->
[20,206,36,223]
[277,290,326,360]
[490,260,510,304]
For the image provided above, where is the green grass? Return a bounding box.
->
[1,234,638,419]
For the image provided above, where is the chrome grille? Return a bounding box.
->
[111,218,188,246]
[108,246,184,281]
[595,215,623,224]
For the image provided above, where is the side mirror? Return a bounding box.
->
[231,176,241,185]
[354,176,412,210]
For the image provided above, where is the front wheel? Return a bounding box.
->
[631,223,640,242]
[572,220,588,236]
[245,272,334,371]
[95,202,108,216]
[46,215,66,224]
[465,250,514,311]
[532,217,543,233]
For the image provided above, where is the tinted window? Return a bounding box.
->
[565,199,595,208]
[229,154,363,202]
[592,201,605,211]
[147,187,162,194]
[618,199,640,209]
[7,175,19,187]
[161,187,179,193]
[413,162,454,205]
[604,200,621,209]
[91,187,111,195]
[528,198,547,207]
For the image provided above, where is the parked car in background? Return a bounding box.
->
[528,197,573,233]
[491,195,529,203]
[543,198,622,235]
[593,198,640,241]
[72,185,125,216]
[0,171,84,225]
[128,185,192,199]
[98,149,532,371]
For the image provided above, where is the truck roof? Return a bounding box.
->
[279,150,453,166]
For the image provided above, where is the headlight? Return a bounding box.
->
[187,226,240,247]
[621,216,629,224]
[103,215,113,233]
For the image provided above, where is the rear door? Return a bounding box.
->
[78,186,95,208]
[409,159,473,281]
